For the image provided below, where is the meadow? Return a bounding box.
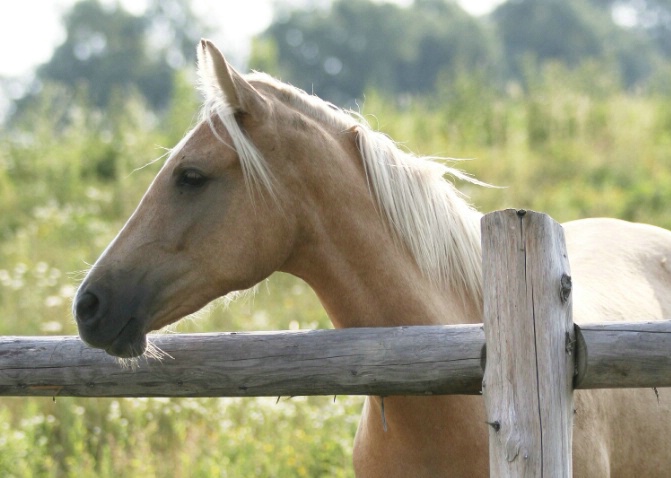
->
[1,63,670,476]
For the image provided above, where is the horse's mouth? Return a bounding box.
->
[103,317,147,358]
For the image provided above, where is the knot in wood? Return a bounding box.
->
[560,273,572,303]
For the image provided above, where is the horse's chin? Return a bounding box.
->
[102,317,148,358]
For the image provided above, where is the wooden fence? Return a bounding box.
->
[1,209,670,476]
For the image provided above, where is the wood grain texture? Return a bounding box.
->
[482,209,574,478]
[2,321,668,399]
[575,320,671,389]
[0,325,485,397]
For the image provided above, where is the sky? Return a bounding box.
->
[0,0,502,78]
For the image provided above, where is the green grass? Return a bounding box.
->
[1,63,670,476]
[0,395,361,478]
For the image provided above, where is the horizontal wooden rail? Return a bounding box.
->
[0,325,486,397]
[574,321,671,389]
[1,321,670,398]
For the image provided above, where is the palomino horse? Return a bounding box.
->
[74,40,671,476]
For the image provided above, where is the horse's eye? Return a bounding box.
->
[177,169,208,189]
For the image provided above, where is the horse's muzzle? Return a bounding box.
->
[73,286,149,358]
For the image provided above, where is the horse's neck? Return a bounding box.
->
[282,193,482,329]
[310,254,481,329]
[278,144,487,475]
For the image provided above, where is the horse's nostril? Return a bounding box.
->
[75,291,100,323]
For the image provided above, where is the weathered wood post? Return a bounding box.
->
[482,209,575,477]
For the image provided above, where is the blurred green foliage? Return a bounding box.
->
[1,52,671,476]
[252,0,671,105]
[11,0,671,121]
[255,0,497,105]
[12,0,207,117]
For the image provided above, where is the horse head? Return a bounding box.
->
[72,40,342,357]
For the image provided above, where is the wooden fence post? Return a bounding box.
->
[482,209,575,477]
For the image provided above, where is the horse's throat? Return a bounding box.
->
[287,242,479,328]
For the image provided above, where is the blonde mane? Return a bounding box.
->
[199,71,483,304]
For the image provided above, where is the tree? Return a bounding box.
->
[493,1,604,73]
[250,0,499,104]
[20,0,207,114]
[493,0,666,88]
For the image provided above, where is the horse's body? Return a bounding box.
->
[74,40,671,476]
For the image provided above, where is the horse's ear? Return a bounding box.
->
[197,39,266,116]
